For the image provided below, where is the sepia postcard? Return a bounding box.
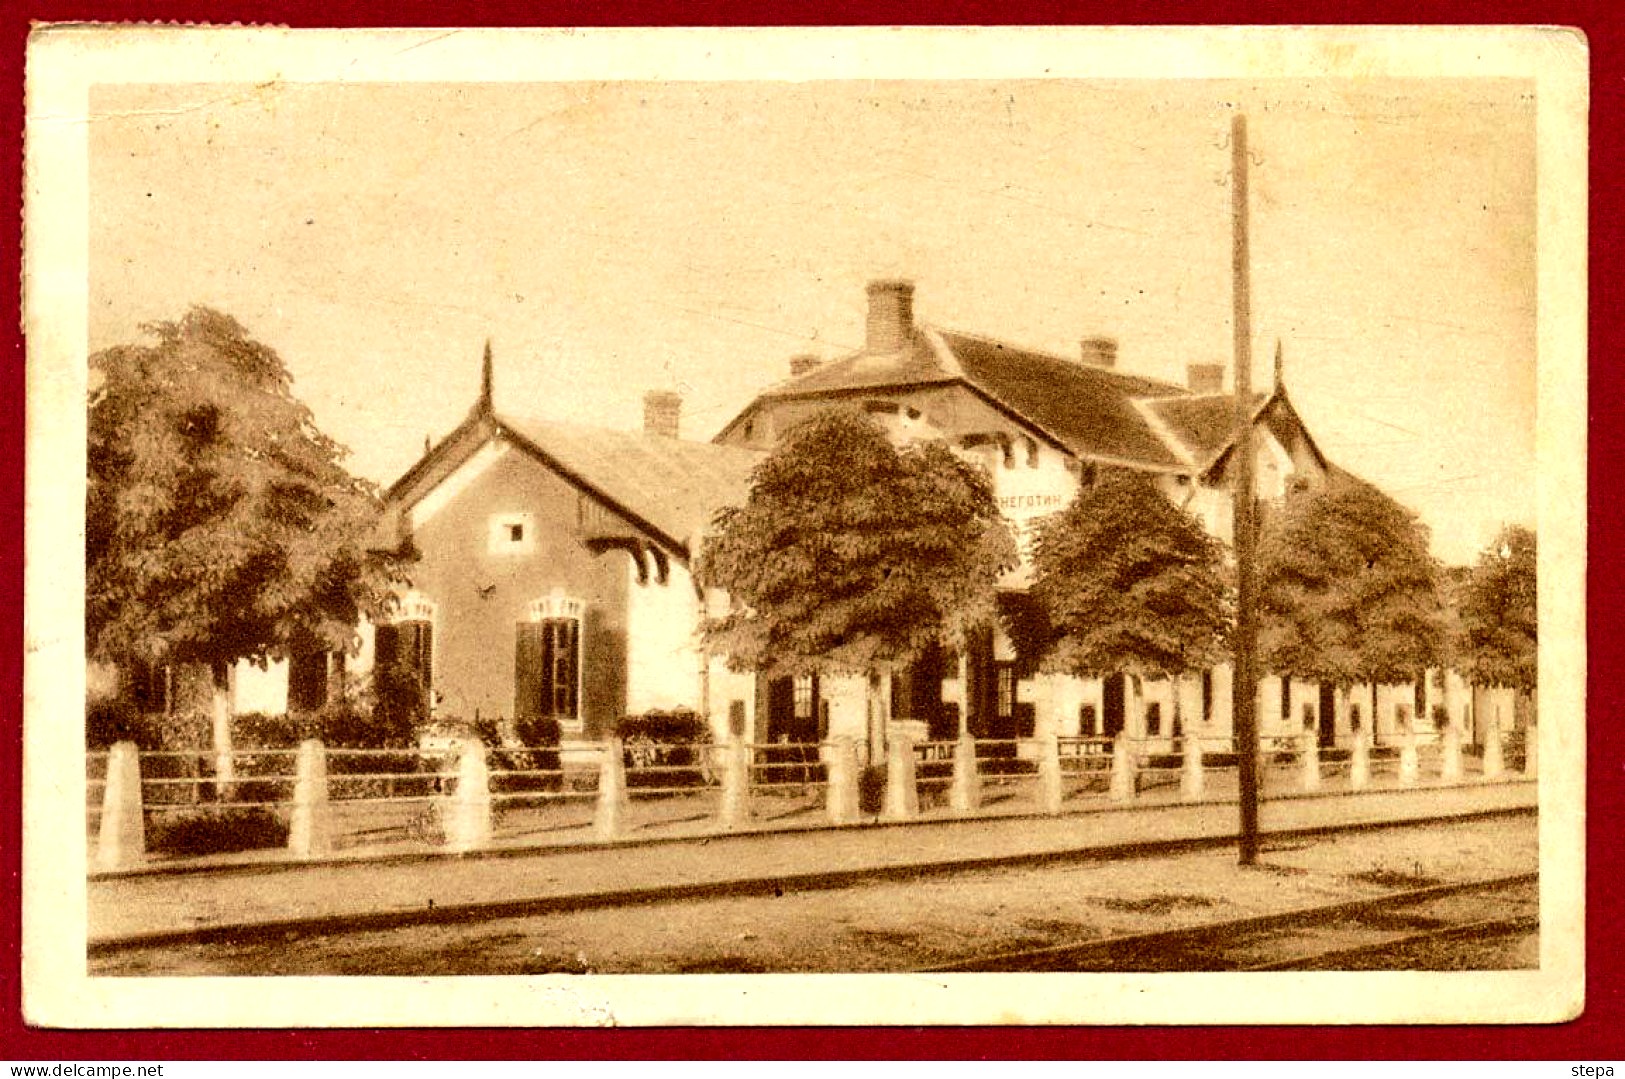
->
[22,24,1587,1028]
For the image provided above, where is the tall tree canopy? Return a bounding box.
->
[698,408,1018,678]
[88,307,405,676]
[1257,470,1447,691]
[1029,471,1230,681]
[1455,524,1537,693]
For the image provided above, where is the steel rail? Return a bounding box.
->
[918,871,1537,973]
[1240,913,1539,972]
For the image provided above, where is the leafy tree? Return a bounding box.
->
[699,407,1018,718]
[1257,471,1447,730]
[1455,525,1537,694]
[88,307,407,745]
[1029,471,1231,734]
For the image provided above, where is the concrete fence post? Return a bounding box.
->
[1440,723,1463,784]
[1482,713,1504,780]
[881,731,919,822]
[446,737,492,852]
[1300,728,1322,793]
[717,734,751,830]
[288,738,333,858]
[1036,733,1064,815]
[949,731,981,816]
[1180,733,1205,802]
[594,737,630,841]
[1524,724,1538,778]
[95,740,145,872]
[1350,726,1370,791]
[1398,727,1420,788]
[825,736,860,825]
[1108,737,1136,803]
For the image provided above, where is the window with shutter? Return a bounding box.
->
[515,617,581,725]
[374,618,432,726]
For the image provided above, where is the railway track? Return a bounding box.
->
[921,872,1538,972]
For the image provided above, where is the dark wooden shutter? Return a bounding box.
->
[374,624,400,678]
[515,622,547,721]
[378,621,431,720]
[409,622,433,696]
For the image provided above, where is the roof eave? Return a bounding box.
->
[385,410,496,505]
[1197,386,1328,479]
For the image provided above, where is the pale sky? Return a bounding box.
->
[89,78,1536,565]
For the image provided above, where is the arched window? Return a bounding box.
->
[374,591,436,727]
[516,591,585,730]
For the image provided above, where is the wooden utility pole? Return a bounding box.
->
[1230,113,1261,865]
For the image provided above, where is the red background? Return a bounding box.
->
[2,0,1617,1060]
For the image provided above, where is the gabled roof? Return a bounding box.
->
[729,324,1193,469]
[1144,391,1269,467]
[387,408,761,557]
[497,416,762,552]
[940,329,1187,467]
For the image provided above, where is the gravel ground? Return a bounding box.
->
[93,813,1536,976]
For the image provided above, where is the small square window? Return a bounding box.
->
[489,513,535,554]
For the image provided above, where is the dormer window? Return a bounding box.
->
[489,513,535,554]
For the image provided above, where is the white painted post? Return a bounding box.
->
[881,730,919,822]
[593,737,630,841]
[1300,727,1322,793]
[717,734,750,830]
[949,731,981,815]
[1108,737,1135,802]
[1440,722,1463,784]
[288,738,333,858]
[1036,733,1064,815]
[1350,725,1370,791]
[95,740,145,872]
[825,736,860,825]
[1524,723,1538,777]
[1180,732,1205,802]
[1482,712,1504,780]
[446,737,492,852]
[1398,726,1420,788]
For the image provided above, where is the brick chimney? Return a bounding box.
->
[643,391,682,439]
[1080,336,1118,368]
[1187,363,1225,394]
[789,353,823,378]
[866,279,915,354]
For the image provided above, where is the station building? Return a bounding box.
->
[232,281,1510,755]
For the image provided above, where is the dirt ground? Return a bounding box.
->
[94,813,1537,976]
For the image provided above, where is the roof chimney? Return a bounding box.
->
[1187,363,1225,395]
[789,353,824,378]
[643,391,682,439]
[1080,336,1118,368]
[866,279,915,354]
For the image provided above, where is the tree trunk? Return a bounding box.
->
[957,653,971,738]
[1441,668,1456,737]
[210,660,235,798]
